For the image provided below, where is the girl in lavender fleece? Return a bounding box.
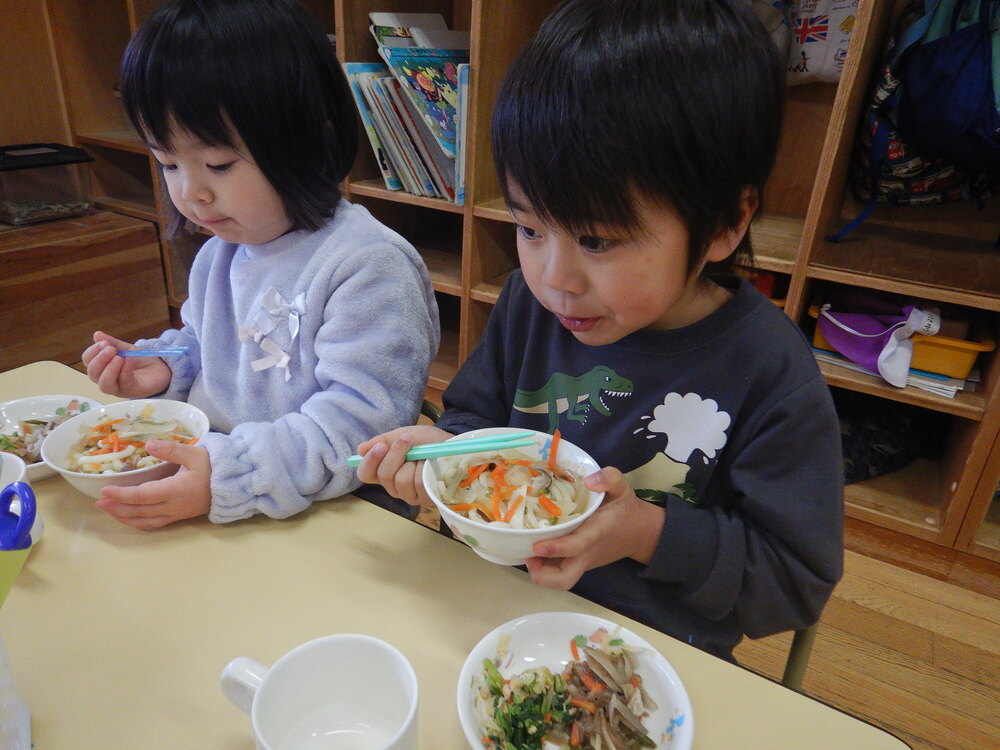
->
[81,0,439,528]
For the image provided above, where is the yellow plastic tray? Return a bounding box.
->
[808,306,995,380]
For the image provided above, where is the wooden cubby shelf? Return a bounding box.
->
[6,0,998,567]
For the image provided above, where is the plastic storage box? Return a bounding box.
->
[809,305,995,380]
[0,143,94,225]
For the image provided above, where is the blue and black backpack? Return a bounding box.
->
[830,0,1000,240]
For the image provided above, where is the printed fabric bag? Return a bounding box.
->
[830,0,1000,240]
[817,288,941,387]
[785,0,858,85]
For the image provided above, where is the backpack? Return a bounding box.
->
[829,0,1000,240]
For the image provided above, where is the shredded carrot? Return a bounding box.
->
[502,493,524,523]
[581,670,605,693]
[538,493,562,518]
[490,464,509,520]
[110,432,121,452]
[570,720,581,746]
[570,638,580,661]
[629,674,642,688]
[570,695,597,714]
[90,418,125,433]
[459,463,489,488]
[548,428,562,471]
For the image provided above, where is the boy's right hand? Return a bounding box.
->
[355,425,454,506]
[81,331,172,398]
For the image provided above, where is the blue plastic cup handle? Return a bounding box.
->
[0,482,35,550]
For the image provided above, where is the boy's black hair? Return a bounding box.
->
[492,0,784,276]
[120,0,358,234]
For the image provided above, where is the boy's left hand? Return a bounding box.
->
[94,440,212,529]
[524,467,665,590]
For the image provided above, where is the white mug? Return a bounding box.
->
[220,634,418,750]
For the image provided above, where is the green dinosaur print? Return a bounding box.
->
[513,366,633,432]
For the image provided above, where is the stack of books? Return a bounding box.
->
[812,348,979,399]
[345,12,470,205]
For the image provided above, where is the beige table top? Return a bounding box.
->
[0,361,909,749]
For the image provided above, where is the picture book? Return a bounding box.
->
[343,62,401,191]
[356,71,422,195]
[454,63,469,206]
[377,45,469,159]
[373,76,438,196]
[387,77,456,201]
[369,12,447,48]
[409,28,470,49]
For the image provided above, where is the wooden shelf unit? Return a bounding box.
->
[9,0,998,566]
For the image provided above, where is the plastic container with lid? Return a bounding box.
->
[0,143,94,225]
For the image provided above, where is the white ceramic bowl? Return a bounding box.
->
[40,399,210,499]
[422,428,604,565]
[458,611,694,750]
[0,452,43,544]
[0,395,105,480]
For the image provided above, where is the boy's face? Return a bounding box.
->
[149,127,292,246]
[510,187,738,346]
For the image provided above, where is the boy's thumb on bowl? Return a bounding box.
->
[145,439,181,462]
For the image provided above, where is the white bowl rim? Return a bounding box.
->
[40,399,209,478]
[457,610,694,750]
[424,428,604,536]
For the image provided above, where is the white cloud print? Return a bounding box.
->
[647,392,731,464]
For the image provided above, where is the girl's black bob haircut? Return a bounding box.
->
[492,0,785,277]
[120,0,358,235]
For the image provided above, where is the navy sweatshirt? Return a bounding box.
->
[436,272,843,659]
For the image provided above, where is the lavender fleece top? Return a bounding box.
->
[139,200,439,522]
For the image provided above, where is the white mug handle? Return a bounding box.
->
[220,657,269,715]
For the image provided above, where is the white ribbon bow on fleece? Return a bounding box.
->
[260,287,306,341]
[236,288,305,382]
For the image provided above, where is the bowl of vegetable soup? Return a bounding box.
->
[458,611,694,750]
[422,428,604,566]
[40,399,209,498]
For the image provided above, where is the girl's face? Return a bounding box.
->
[150,128,292,245]
[510,187,742,347]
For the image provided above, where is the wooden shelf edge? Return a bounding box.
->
[808,224,1000,311]
[347,178,465,214]
[473,199,511,223]
[93,197,158,223]
[415,246,462,297]
[77,130,147,154]
[842,457,953,544]
[750,213,802,274]
[816,359,985,419]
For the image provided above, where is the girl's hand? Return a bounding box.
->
[82,331,172,398]
[524,467,665,590]
[355,425,454,505]
[95,440,211,529]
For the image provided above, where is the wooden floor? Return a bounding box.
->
[415,503,1000,750]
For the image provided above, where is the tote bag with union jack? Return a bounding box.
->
[785,0,858,85]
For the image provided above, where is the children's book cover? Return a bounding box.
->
[377,46,469,159]
[343,62,401,191]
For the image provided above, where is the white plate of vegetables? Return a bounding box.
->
[0,395,104,481]
[458,611,693,750]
